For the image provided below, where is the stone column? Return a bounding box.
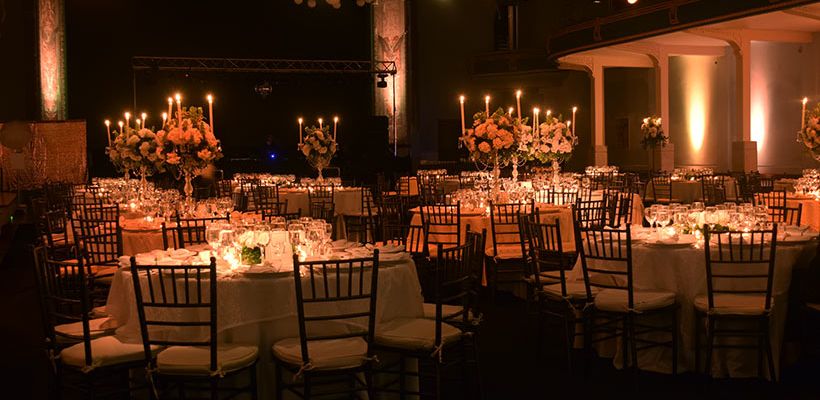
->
[373,0,407,156]
[731,39,757,172]
[592,63,608,166]
[37,0,67,120]
[653,51,675,172]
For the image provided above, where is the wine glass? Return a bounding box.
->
[644,207,657,228]
[655,210,670,238]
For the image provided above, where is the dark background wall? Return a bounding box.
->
[63,0,373,177]
[0,0,37,122]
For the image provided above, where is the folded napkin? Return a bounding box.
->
[169,248,195,259]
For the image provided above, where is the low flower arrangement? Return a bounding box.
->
[106,126,165,176]
[237,230,271,265]
[525,114,577,164]
[156,106,223,176]
[641,116,668,149]
[799,102,820,160]
[299,126,337,177]
[461,108,523,166]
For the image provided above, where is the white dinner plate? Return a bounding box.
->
[642,235,697,248]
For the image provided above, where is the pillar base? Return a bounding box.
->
[650,143,675,172]
[731,141,758,173]
[594,145,608,166]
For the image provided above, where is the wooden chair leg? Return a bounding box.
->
[705,318,715,377]
[628,314,638,372]
[622,315,630,370]
[671,308,678,376]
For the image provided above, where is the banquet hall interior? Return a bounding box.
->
[5,0,820,398]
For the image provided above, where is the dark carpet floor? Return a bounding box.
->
[3,221,820,399]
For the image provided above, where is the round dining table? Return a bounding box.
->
[105,248,424,399]
[787,194,820,231]
[565,231,818,378]
[406,193,645,254]
[646,177,739,203]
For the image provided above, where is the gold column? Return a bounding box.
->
[37,0,67,120]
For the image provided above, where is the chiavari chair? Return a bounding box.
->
[575,223,678,375]
[701,175,727,206]
[253,185,280,213]
[308,184,336,223]
[695,225,779,381]
[533,188,578,206]
[130,257,258,398]
[573,198,608,228]
[174,214,230,248]
[754,190,788,218]
[71,204,122,285]
[521,216,586,372]
[375,243,478,399]
[606,190,634,227]
[486,201,533,301]
[417,173,447,205]
[261,201,302,222]
[344,186,379,244]
[274,252,380,398]
[238,178,260,211]
[33,247,150,399]
[378,194,406,245]
[650,173,673,205]
[420,203,462,258]
[216,179,234,198]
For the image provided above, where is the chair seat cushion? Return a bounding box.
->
[90,265,118,278]
[541,281,593,301]
[272,337,369,370]
[91,305,109,318]
[694,294,772,315]
[594,289,676,312]
[61,336,161,371]
[55,317,118,340]
[157,344,258,376]
[485,244,524,259]
[375,318,462,351]
[422,303,471,321]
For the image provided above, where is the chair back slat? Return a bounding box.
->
[130,257,219,370]
[175,215,230,248]
[574,221,633,307]
[420,203,462,253]
[292,253,380,367]
[703,225,778,312]
[489,201,532,258]
[72,204,122,266]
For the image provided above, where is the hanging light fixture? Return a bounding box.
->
[293,0,375,8]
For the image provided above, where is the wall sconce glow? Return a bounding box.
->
[682,56,709,156]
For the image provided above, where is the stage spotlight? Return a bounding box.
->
[376,73,388,89]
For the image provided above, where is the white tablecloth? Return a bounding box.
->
[646,177,739,203]
[566,239,817,378]
[787,195,820,231]
[106,254,424,398]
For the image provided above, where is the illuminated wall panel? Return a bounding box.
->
[37,0,66,120]
[373,0,407,155]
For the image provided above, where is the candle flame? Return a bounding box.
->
[104,120,110,126]
[167,97,173,105]
[533,107,540,114]
[175,93,181,103]
[141,112,147,120]
[508,107,513,115]
[207,94,213,103]
[459,95,465,103]
[803,97,808,105]
[318,118,323,124]
[572,106,578,113]
[118,121,123,128]
[298,117,303,124]
[485,95,490,103]
[546,110,552,116]
[333,116,339,123]
[162,112,167,120]
[124,112,131,119]
[516,90,522,98]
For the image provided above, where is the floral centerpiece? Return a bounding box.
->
[157,106,222,198]
[299,125,337,181]
[106,126,165,188]
[798,102,820,161]
[461,108,524,175]
[640,116,668,149]
[523,114,577,182]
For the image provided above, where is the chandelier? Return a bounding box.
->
[293,0,375,8]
